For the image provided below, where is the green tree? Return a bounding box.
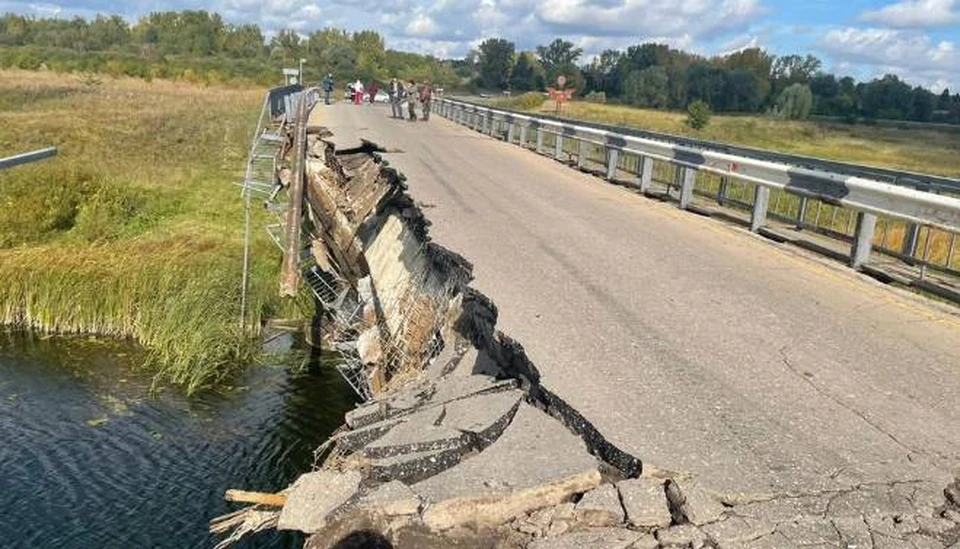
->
[623,67,668,108]
[686,100,712,129]
[773,83,814,120]
[535,38,582,75]
[477,38,514,90]
[510,52,543,91]
[353,30,386,81]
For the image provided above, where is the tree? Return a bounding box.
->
[353,30,386,81]
[623,67,668,108]
[477,38,514,90]
[510,52,543,91]
[860,74,913,120]
[686,100,712,129]
[724,69,761,112]
[910,86,935,122]
[584,49,621,95]
[773,83,813,120]
[535,38,582,75]
[270,29,302,62]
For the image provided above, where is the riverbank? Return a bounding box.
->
[0,70,291,393]
[489,95,960,178]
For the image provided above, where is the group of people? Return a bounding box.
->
[319,73,434,122]
[388,78,433,122]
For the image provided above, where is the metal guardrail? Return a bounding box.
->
[437,98,960,273]
[0,147,57,170]
[448,97,960,196]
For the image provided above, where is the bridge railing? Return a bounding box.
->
[436,98,960,282]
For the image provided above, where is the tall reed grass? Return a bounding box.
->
[0,70,289,393]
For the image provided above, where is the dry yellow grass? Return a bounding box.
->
[539,101,960,178]
[0,69,291,393]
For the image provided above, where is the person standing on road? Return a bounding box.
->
[405,80,419,121]
[353,79,364,105]
[389,78,403,119]
[323,73,334,105]
[419,80,433,121]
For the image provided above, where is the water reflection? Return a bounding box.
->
[0,332,356,549]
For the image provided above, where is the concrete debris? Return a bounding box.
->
[357,480,422,516]
[575,483,626,527]
[618,478,672,528]
[334,416,403,453]
[655,523,706,547]
[277,470,362,534]
[362,406,467,459]
[415,404,600,530]
[368,447,465,484]
[439,389,524,449]
[345,401,386,429]
[666,478,726,525]
[427,374,517,407]
[527,527,642,549]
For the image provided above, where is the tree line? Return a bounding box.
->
[475,38,960,125]
[2,11,959,124]
[0,11,464,87]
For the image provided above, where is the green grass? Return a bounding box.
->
[499,99,960,178]
[0,69,294,393]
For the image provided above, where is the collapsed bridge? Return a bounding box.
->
[219,86,960,549]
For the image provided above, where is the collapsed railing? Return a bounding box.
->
[238,86,462,399]
[437,98,960,290]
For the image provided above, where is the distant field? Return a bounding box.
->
[491,97,960,178]
[0,70,287,393]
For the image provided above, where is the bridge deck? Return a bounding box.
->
[318,102,960,498]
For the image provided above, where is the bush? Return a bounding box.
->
[686,100,712,130]
[584,91,606,104]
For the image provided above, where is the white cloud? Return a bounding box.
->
[534,0,763,38]
[819,27,960,90]
[405,13,440,37]
[860,0,960,28]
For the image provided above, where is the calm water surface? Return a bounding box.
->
[0,332,356,549]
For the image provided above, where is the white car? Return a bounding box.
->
[373,90,390,103]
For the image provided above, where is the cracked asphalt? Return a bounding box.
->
[318,102,960,502]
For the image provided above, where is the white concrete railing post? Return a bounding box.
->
[638,156,653,194]
[536,128,544,154]
[606,148,619,181]
[679,167,696,210]
[751,186,771,232]
[851,212,878,269]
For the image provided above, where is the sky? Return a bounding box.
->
[2,0,960,91]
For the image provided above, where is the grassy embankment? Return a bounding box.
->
[493,94,960,270]
[0,69,294,393]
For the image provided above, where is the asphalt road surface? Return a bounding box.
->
[318,102,960,499]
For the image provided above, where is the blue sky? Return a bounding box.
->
[2,0,959,90]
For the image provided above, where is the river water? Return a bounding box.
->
[0,332,356,549]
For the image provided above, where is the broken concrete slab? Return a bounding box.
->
[335,416,404,453]
[345,401,386,429]
[440,389,524,449]
[368,447,465,484]
[828,486,916,519]
[666,478,726,525]
[414,404,600,531]
[450,347,503,378]
[629,534,659,549]
[363,406,469,459]
[427,374,517,407]
[737,494,828,523]
[278,470,362,534]
[424,340,461,379]
[575,483,625,527]
[656,524,706,547]
[527,528,642,549]
[357,480,422,516]
[617,478,672,528]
